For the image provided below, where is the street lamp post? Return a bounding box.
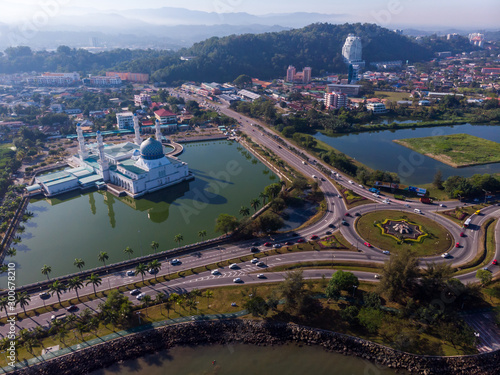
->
[482,189,489,204]
[136,311,141,325]
[457,194,461,203]
[352,285,358,297]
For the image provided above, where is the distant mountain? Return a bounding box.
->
[119,7,348,28]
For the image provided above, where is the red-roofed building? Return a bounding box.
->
[154,109,178,132]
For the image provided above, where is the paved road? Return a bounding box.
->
[5,90,500,351]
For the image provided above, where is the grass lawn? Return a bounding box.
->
[393,134,500,167]
[355,210,453,256]
[438,203,488,226]
[374,91,412,102]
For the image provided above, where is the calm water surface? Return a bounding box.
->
[314,124,500,185]
[90,344,404,375]
[9,141,277,285]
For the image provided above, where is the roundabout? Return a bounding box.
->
[355,210,454,256]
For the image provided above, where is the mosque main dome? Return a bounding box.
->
[140,137,164,160]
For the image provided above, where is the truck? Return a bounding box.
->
[420,197,432,204]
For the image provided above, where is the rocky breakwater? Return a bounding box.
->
[8,320,500,375]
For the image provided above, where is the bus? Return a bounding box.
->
[463,218,472,228]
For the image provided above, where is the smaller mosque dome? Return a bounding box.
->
[140,137,164,160]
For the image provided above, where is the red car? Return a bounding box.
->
[297,238,305,243]
[264,242,272,247]
[344,212,350,217]
[493,259,498,265]
[459,232,465,237]
[310,235,319,240]
[364,242,372,247]
[455,242,460,248]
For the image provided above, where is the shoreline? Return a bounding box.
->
[8,320,499,375]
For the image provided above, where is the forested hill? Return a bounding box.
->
[150,23,433,83]
[0,23,469,83]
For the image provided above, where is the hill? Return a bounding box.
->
[150,23,433,84]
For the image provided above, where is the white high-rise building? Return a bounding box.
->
[116,112,134,130]
[342,34,365,67]
[286,66,296,82]
[324,92,348,109]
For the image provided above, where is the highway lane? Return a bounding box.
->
[5,90,499,335]
[0,251,380,337]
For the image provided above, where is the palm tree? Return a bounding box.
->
[15,292,31,315]
[191,288,202,303]
[259,192,267,206]
[0,297,9,318]
[86,273,102,296]
[150,241,159,254]
[186,299,196,313]
[135,263,148,283]
[154,293,165,315]
[250,198,261,213]
[97,252,109,267]
[198,230,207,241]
[147,260,162,282]
[57,326,68,346]
[142,294,152,316]
[204,290,214,307]
[174,234,183,246]
[74,258,85,273]
[239,206,250,217]
[41,264,52,280]
[123,247,134,260]
[68,276,84,300]
[164,298,173,318]
[6,248,16,257]
[49,280,66,305]
[169,293,180,313]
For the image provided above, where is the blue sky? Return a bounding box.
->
[0,0,498,28]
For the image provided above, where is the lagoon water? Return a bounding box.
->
[314,124,500,185]
[90,343,404,375]
[10,141,277,286]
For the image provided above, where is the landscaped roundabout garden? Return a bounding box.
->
[355,210,453,256]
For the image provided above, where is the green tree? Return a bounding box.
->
[147,259,162,281]
[74,258,85,272]
[66,276,84,300]
[15,292,31,315]
[97,251,109,267]
[340,305,359,326]
[358,307,384,333]
[256,212,284,234]
[378,249,420,302]
[0,297,9,318]
[476,269,492,285]
[174,234,184,246]
[6,248,16,257]
[49,280,66,305]
[239,206,250,217]
[198,230,207,241]
[215,213,239,234]
[124,247,134,259]
[244,296,269,317]
[250,198,261,212]
[363,292,382,309]
[150,241,159,254]
[86,273,102,296]
[328,270,359,292]
[278,270,306,313]
[135,263,148,283]
[142,294,152,315]
[204,290,214,307]
[433,170,444,189]
[41,264,52,280]
[98,290,133,327]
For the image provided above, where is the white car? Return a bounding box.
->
[359,185,364,189]
[257,274,266,279]
[441,253,451,258]
[382,250,390,255]
[229,263,239,269]
[126,270,135,276]
[348,180,354,184]
[170,259,181,265]
[130,289,141,296]
[251,258,259,264]
[211,269,220,275]
[374,274,381,279]
[136,292,146,300]
[312,175,317,179]
[233,278,242,283]
[257,261,265,267]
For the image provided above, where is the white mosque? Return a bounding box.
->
[29,114,192,198]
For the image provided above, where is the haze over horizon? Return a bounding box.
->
[0,0,498,29]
